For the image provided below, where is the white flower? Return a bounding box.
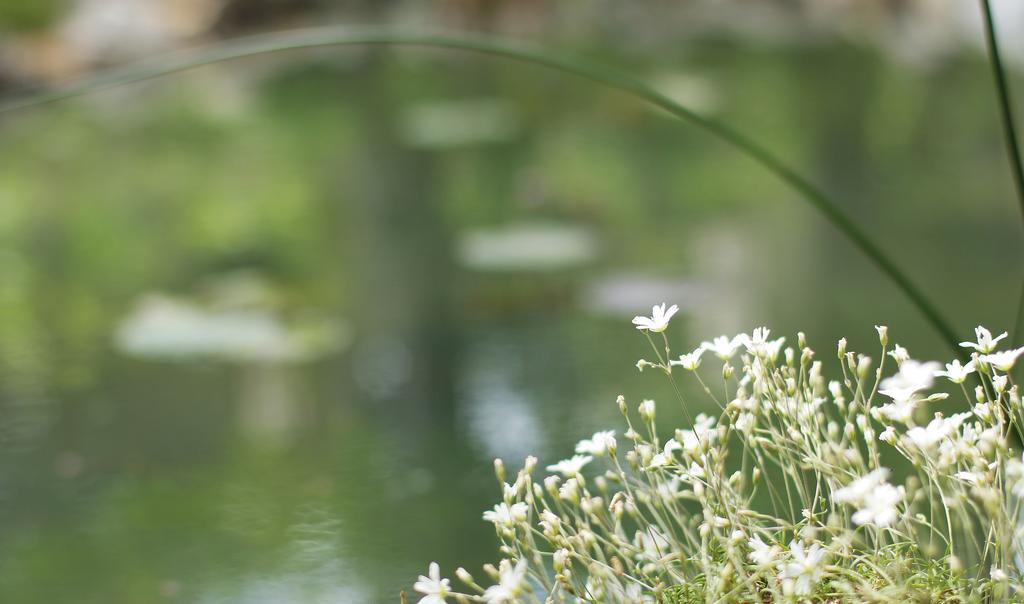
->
[879,359,940,393]
[762,337,787,362]
[779,541,826,596]
[482,559,528,603]
[682,461,706,480]
[903,412,973,451]
[850,483,902,527]
[639,399,656,421]
[552,548,569,571]
[742,328,785,358]
[871,399,917,425]
[483,502,529,528]
[960,326,1008,353]
[670,347,705,370]
[414,562,451,604]
[935,359,975,384]
[980,347,1024,372]
[635,527,672,563]
[632,303,679,333]
[545,455,592,476]
[575,431,616,456]
[954,471,984,485]
[748,535,780,568]
[676,414,717,454]
[558,478,580,502]
[702,335,744,360]
[834,468,890,505]
[888,344,909,364]
[645,453,669,470]
[1006,455,1024,497]
[974,402,994,423]
[736,412,756,434]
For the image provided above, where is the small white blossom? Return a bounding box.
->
[632,303,679,333]
[850,483,902,527]
[935,359,975,384]
[888,344,909,364]
[702,335,744,360]
[414,562,451,604]
[639,399,656,421]
[676,414,717,454]
[903,412,973,451]
[552,548,569,571]
[558,477,580,501]
[483,502,529,528]
[634,527,671,564]
[954,471,984,485]
[743,328,785,359]
[482,559,528,603]
[736,412,756,434]
[834,468,890,505]
[645,453,669,470]
[545,455,592,476]
[748,535,780,568]
[960,326,1007,353]
[575,430,616,456]
[980,347,1024,372]
[880,359,940,393]
[670,347,705,370]
[872,399,917,425]
[780,541,826,596]
[1006,455,1024,497]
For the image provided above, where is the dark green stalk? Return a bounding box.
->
[0,26,963,355]
[979,0,1024,345]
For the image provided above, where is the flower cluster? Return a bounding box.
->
[412,309,1024,602]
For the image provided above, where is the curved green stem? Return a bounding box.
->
[979,0,1024,346]
[0,26,963,354]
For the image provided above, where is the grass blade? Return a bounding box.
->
[0,26,963,354]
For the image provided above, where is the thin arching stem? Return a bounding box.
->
[979,0,1024,345]
[0,26,963,356]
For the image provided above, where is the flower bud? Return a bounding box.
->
[544,475,561,497]
[857,355,872,379]
[494,458,506,483]
[837,338,847,359]
[617,395,627,415]
[639,399,656,421]
[553,549,569,572]
[523,456,537,474]
[874,325,888,347]
[483,563,499,581]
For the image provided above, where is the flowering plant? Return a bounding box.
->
[411,309,1024,602]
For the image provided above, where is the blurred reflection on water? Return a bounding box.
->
[0,10,1022,602]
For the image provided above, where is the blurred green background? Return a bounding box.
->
[0,1,1021,601]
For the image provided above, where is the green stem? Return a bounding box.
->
[0,26,963,355]
[979,0,1024,346]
